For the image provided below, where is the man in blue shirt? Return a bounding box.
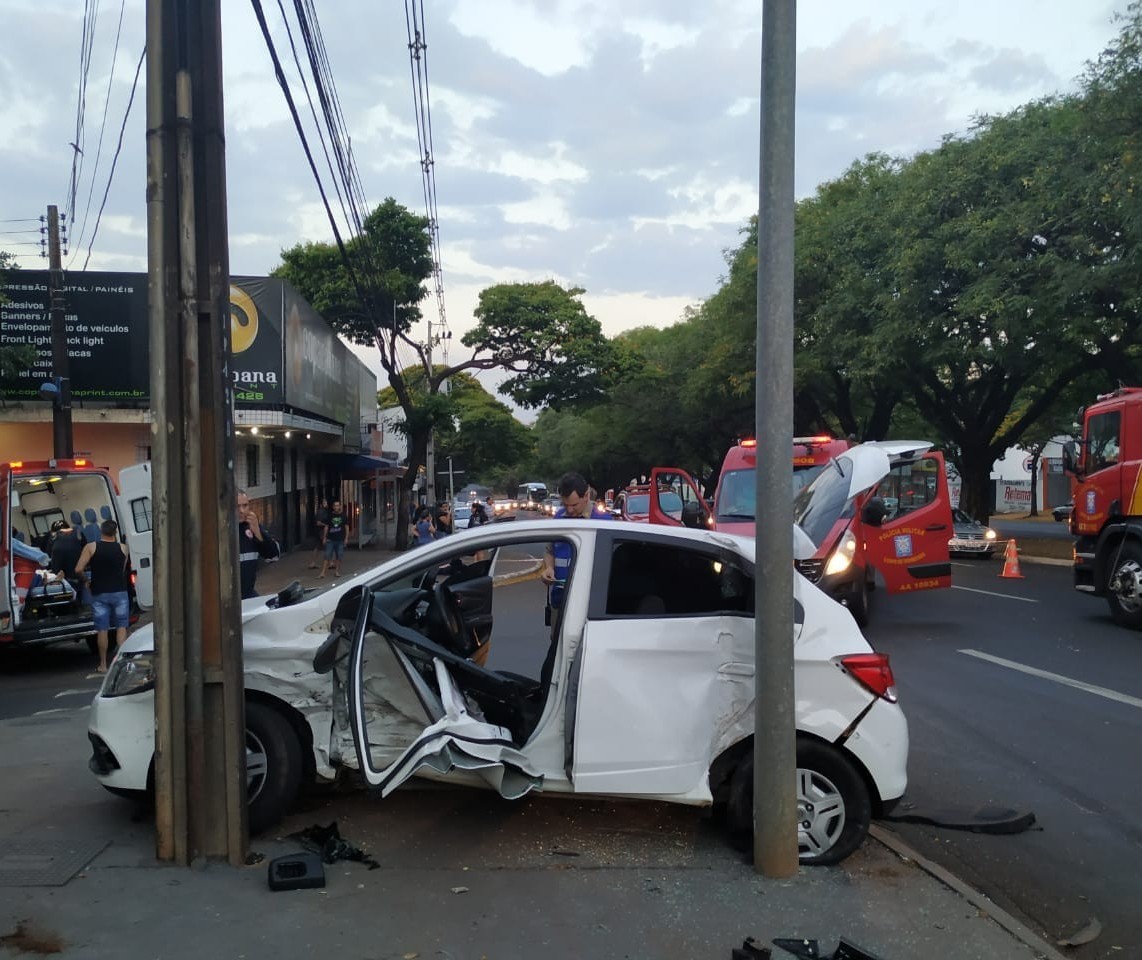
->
[541,471,612,609]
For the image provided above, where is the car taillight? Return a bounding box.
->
[839,652,897,702]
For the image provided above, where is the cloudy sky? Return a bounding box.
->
[0,0,1128,392]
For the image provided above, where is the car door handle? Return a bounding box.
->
[925,523,947,531]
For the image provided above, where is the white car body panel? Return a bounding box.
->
[571,614,749,799]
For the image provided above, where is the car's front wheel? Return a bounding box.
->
[726,738,872,866]
[245,700,304,835]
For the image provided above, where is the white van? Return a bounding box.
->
[1,458,152,649]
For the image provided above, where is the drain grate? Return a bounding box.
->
[0,836,110,886]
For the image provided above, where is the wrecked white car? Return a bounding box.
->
[88,520,908,865]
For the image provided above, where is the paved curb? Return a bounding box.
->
[870,825,1069,960]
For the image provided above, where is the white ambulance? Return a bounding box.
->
[1,458,152,650]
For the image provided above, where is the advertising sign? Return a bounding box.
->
[282,282,360,433]
[0,270,285,407]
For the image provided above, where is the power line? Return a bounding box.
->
[80,44,145,271]
[70,0,127,263]
[405,0,449,357]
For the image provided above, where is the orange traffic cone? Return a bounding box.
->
[999,539,1024,579]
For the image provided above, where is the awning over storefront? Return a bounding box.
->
[321,452,406,479]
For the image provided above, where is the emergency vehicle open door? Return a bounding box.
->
[647,468,711,529]
[117,462,154,609]
[861,445,953,594]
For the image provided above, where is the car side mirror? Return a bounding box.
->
[861,496,888,527]
[681,501,702,528]
[1062,440,1082,478]
[312,627,345,674]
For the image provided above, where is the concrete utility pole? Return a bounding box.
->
[754,0,799,877]
[46,204,73,459]
[146,0,247,866]
[425,319,436,505]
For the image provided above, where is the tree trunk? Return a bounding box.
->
[959,459,993,523]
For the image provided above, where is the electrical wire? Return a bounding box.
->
[70,0,126,264]
[80,44,145,271]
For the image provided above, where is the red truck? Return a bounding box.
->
[1063,386,1142,628]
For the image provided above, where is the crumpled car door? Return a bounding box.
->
[347,590,544,799]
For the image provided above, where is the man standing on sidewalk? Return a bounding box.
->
[73,519,131,673]
[318,499,351,579]
[237,489,280,599]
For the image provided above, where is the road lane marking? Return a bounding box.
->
[952,585,1038,603]
[960,648,1142,709]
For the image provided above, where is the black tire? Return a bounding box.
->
[245,700,304,835]
[1106,541,1142,630]
[725,738,872,866]
[848,577,871,628]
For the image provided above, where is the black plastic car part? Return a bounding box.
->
[267,852,325,891]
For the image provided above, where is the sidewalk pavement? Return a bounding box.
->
[0,540,1071,960]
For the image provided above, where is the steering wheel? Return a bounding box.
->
[425,582,479,658]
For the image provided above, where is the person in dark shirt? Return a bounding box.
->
[237,489,281,599]
[74,519,131,673]
[49,519,89,603]
[318,499,350,579]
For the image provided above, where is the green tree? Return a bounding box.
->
[275,201,620,545]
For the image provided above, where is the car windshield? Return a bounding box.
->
[792,456,857,546]
[792,464,827,497]
[716,469,755,521]
[952,507,973,524]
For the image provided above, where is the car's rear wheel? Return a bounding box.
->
[726,738,872,866]
[1106,541,1142,630]
[245,700,304,835]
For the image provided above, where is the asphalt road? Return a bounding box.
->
[864,556,1142,960]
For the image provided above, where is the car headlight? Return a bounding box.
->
[824,529,858,576]
[984,528,997,540]
[102,651,156,698]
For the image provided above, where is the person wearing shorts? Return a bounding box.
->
[318,500,350,578]
[74,519,131,673]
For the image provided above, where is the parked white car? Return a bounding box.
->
[88,520,908,864]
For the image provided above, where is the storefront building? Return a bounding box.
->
[0,271,404,550]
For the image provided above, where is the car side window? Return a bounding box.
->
[873,459,938,520]
[1086,411,1120,473]
[604,540,753,617]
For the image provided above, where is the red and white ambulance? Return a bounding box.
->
[1,458,152,649]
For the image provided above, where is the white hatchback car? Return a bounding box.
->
[88,520,908,865]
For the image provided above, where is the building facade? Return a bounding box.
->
[0,270,404,549]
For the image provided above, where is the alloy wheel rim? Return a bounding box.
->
[796,767,846,859]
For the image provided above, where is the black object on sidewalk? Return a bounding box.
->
[267,852,326,891]
[773,938,885,960]
[288,821,381,870]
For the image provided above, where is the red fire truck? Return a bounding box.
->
[1063,386,1142,629]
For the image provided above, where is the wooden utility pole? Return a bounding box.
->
[146,0,247,866]
[754,0,799,877]
[46,204,73,458]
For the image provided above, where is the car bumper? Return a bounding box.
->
[844,697,909,808]
[88,689,155,792]
[948,539,995,556]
